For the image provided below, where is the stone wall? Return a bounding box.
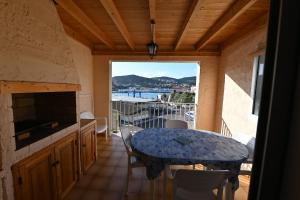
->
[0,0,83,199]
[68,37,94,114]
[0,0,79,84]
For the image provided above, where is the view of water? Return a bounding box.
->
[112,92,170,100]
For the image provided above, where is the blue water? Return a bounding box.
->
[112,92,170,100]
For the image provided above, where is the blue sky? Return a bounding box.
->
[112,62,198,78]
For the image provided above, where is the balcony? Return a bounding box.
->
[0,0,271,199]
[110,100,196,132]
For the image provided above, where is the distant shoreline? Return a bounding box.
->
[112,92,168,100]
[112,91,171,93]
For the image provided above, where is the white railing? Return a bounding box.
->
[110,101,195,132]
[221,119,232,137]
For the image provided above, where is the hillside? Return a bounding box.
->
[152,76,177,83]
[112,75,196,90]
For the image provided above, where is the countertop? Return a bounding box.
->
[80,119,96,131]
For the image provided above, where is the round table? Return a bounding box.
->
[131,128,249,191]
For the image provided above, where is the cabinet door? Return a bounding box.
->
[81,126,96,173]
[55,133,78,199]
[16,149,57,200]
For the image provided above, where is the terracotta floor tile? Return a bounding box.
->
[107,177,126,192]
[89,176,110,190]
[127,179,143,194]
[80,189,103,199]
[117,157,128,168]
[100,192,123,200]
[86,163,102,176]
[64,187,84,200]
[98,150,112,158]
[112,167,127,178]
[105,157,120,167]
[98,166,115,177]
[75,174,93,189]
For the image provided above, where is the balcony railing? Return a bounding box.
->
[220,119,232,137]
[110,101,195,132]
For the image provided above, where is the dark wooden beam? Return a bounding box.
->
[92,49,220,56]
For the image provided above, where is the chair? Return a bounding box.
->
[165,119,194,170]
[232,133,256,175]
[173,169,230,200]
[80,111,108,140]
[165,119,188,129]
[120,126,144,196]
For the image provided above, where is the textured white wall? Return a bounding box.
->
[68,37,94,114]
[0,0,79,84]
[0,0,81,199]
[216,23,267,137]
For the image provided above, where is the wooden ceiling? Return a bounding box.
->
[55,0,269,55]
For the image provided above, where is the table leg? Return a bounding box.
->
[150,179,155,200]
[163,168,167,200]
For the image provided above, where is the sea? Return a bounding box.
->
[112,92,170,100]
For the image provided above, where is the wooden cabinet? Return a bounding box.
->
[80,119,96,173]
[13,148,57,200]
[55,134,78,199]
[12,132,78,200]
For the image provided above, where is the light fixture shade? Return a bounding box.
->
[147,41,158,59]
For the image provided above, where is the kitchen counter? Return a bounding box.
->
[80,119,96,131]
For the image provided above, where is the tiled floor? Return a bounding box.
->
[66,134,250,200]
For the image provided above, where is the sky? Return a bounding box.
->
[112,62,198,78]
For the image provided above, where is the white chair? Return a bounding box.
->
[165,119,188,129]
[173,169,230,200]
[232,133,255,175]
[120,126,144,196]
[80,111,108,140]
[165,119,194,170]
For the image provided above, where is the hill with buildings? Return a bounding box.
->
[112,75,196,90]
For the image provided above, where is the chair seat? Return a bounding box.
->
[175,188,217,200]
[96,125,107,134]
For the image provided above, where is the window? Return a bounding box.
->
[252,55,265,115]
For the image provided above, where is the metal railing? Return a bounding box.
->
[110,101,195,132]
[220,119,232,137]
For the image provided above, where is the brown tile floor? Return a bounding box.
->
[66,134,250,200]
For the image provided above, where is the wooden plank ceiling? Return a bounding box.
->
[55,0,269,55]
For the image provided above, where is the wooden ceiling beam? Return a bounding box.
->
[63,24,93,49]
[223,13,268,47]
[92,49,220,56]
[174,0,206,50]
[195,0,257,50]
[56,0,115,49]
[98,0,135,50]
